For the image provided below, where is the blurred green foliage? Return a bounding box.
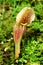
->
[0,0,43,65]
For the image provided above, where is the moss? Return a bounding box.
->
[0,0,43,65]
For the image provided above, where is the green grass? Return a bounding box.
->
[0,0,43,65]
